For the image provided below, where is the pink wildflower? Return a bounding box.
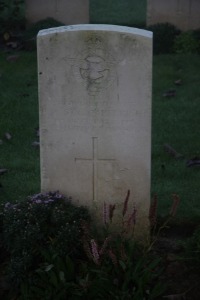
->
[127,206,137,227]
[99,236,110,256]
[108,249,118,266]
[122,190,130,217]
[109,204,116,222]
[90,239,100,265]
[103,202,109,225]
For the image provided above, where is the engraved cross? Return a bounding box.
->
[75,137,115,202]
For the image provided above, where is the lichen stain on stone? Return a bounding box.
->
[49,33,59,43]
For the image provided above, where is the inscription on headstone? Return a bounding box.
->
[37,25,153,240]
[71,34,116,96]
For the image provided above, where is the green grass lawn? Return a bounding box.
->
[152,54,200,223]
[0,51,40,202]
[0,51,200,225]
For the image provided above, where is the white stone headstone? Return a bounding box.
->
[26,0,89,25]
[37,25,152,240]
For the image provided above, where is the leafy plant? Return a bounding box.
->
[80,239,164,299]
[147,22,181,54]
[0,0,25,34]
[79,190,165,299]
[1,191,90,286]
[20,251,83,300]
[174,30,200,54]
[15,191,165,300]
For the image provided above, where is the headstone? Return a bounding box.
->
[147,0,200,31]
[26,0,89,25]
[37,25,152,241]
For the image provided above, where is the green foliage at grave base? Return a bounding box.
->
[13,192,164,300]
[1,191,90,287]
[19,250,163,300]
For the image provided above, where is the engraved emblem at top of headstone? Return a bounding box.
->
[79,55,109,95]
[73,34,116,96]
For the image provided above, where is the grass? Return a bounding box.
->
[152,54,200,223]
[0,51,40,203]
[0,50,200,225]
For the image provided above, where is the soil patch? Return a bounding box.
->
[153,224,200,299]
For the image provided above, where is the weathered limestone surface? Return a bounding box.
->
[37,25,152,241]
[26,0,89,25]
[147,0,200,31]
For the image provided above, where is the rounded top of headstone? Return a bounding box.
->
[37,24,153,39]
